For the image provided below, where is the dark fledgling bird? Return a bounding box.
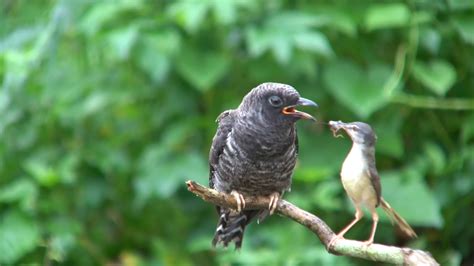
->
[328,121,417,247]
[209,82,317,249]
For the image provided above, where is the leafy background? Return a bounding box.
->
[1,0,473,265]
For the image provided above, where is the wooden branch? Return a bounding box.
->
[186,180,439,266]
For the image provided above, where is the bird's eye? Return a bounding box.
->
[268,95,283,107]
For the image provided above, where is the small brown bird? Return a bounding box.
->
[328,120,417,247]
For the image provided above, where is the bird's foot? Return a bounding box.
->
[230,190,245,212]
[328,234,345,250]
[268,192,281,215]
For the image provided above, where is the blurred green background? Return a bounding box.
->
[1,0,474,265]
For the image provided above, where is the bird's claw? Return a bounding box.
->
[230,190,245,212]
[268,192,280,215]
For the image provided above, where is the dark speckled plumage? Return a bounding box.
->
[209,82,316,249]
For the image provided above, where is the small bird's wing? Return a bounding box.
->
[366,156,382,207]
[209,109,235,189]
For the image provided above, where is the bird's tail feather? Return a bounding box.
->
[380,198,417,238]
[212,208,258,249]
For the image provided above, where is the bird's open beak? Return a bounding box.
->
[282,97,318,121]
[329,120,345,137]
[329,120,357,137]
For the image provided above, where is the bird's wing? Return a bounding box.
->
[366,157,382,207]
[209,109,235,189]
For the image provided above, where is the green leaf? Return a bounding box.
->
[79,91,110,117]
[290,51,319,79]
[210,1,252,25]
[448,0,474,10]
[315,7,357,37]
[57,154,79,185]
[419,27,441,54]
[365,3,411,30]
[411,11,434,25]
[423,142,446,175]
[452,15,474,44]
[139,30,181,57]
[24,160,60,187]
[245,12,332,64]
[134,122,207,205]
[265,11,328,29]
[79,0,145,36]
[381,171,443,227]
[48,234,76,262]
[0,179,37,211]
[166,1,209,33]
[294,31,334,57]
[134,147,207,205]
[245,26,273,58]
[0,26,41,54]
[3,50,34,90]
[0,212,40,264]
[323,60,392,118]
[412,60,457,96]
[175,48,230,91]
[311,180,343,211]
[373,115,404,158]
[46,218,81,262]
[271,34,293,64]
[137,50,169,84]
[136,31,181,83]
[106,25,139,61]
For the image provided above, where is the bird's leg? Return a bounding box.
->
[268,192,281,215]
[335,207,364,237]
[328,207,363,249]
[362,210,379,246]
[230,190,245,212]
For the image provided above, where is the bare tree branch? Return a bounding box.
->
[186,180,439,266]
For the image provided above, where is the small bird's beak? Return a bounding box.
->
[329,120,344,137]
[282,97,318,121]
[329,120,357,137]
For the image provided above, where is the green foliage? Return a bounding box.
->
[0,212,40,264]
[381,172,443,227]
[364,3,411,30]
[1,0,473,265]
[323,60,392,118]
[412,60,457,96]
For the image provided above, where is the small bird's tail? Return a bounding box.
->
[380,198,417,238]
[212,207,258,249]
